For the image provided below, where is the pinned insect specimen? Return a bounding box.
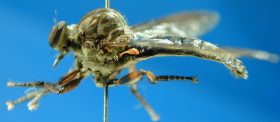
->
[6,0,279,122]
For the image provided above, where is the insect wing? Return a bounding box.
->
[222,47,279,63]
[132,11,219,41]
[125,36,248,79]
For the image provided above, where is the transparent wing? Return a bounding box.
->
[223,47,279,63]
[132,11,219,40]
[116,35,248,79]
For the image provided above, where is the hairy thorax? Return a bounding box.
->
[74,8,133,85]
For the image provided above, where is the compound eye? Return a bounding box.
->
[48,21,68,51]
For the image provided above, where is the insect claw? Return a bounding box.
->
[151,114,160,122]
[191,76,199,83]
[27,90,46,111]
[6,101,15,111]
[7,81,16,87]
[28,101,38,111]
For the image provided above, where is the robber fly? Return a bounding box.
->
[6,0,279,122]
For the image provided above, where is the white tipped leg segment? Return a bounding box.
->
[5,88,47,111]
[6,69,83,111]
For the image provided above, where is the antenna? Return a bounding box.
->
[53,9,58,24]
[105,0,110,8]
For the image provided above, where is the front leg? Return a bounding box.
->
[6,69,85,111]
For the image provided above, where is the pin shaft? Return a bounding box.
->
[105,0,110,8]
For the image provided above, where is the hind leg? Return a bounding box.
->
[107,64,197,121]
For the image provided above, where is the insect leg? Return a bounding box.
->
[108,65,196,121]
[7,81,48,88]
[108,69,197,86]
[7,69,85,111]
[130,84,160,121]
[129,65,159,121]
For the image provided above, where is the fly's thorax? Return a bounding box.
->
[78,8,132,47]
[72,8,134,83]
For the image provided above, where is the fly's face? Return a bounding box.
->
[48,21,80,68]
[48,21,69,52]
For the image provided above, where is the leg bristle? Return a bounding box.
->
[191,77,199,83]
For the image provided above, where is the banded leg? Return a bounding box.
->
[108,65,197,121]
[6,69,84,111]
[108,69,197,86]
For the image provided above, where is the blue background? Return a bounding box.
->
[0,0,279,122]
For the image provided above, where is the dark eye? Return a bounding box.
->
[48,21,68,51]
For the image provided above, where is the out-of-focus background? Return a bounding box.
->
[0,0,279,122]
